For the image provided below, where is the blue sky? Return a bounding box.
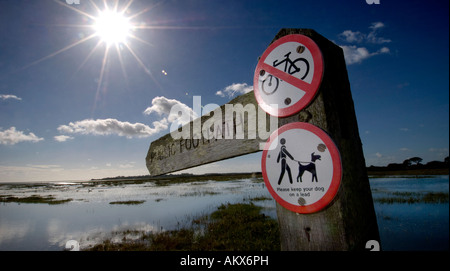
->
[0,0,448,182]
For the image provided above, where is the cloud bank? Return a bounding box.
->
[56,97,197,140]
[339,22,391,45]
[216,83,253,98]
[54,135,74,142]
[57,118,167,139]
[338,22,391,65]
[143,96,196,122]
[341,45,390,65]
[0,94,22,101]
[0,127,44,145]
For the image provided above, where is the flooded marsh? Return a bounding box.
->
[0,174,448,251]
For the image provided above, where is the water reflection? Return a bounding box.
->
[370,175,449,251]
[0,176,448,250]
[0,220,32,245]
[0,178,274,250]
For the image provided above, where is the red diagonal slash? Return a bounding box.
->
[258,62,311,93]
[253,34,324,117]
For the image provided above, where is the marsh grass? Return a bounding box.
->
[109,200,146,205]
[375,191,449,204]
[247,196,272,201]
[91,173,263,187]
[180,191,220,197]
[86,203,280,251]
[0,195,72,205]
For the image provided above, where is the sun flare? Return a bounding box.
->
[93,10,132,45]
[20,0,163,114]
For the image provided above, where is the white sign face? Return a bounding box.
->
[254,34,324,117]
[261,122,341,213]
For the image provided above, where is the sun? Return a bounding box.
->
[20,0,165,114]
[93,10,132,45]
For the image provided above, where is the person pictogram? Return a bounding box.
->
[277,138,294,185]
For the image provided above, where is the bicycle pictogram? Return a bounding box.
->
[261,51,310,96]
[254,34,324,117]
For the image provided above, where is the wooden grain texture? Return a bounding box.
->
[145,92,300,176]
[271,28,379,250]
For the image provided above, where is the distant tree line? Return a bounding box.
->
[368,156,449,171]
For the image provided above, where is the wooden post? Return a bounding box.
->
[271,29,379,250]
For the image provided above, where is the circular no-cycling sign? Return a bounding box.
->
[261,122,342,214]
[254,34,324,117]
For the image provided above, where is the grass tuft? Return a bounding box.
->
[86,203,280,251]
[109,200,146,205]
[0,195,72,205]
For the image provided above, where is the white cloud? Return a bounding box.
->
[26,164,62,169]
[338,22,391,65]
[216,83,253,98]
[370,22,385,30]
[143,96,196,122]
[0,94,22,101]
[119,163,135,169]
[339,30,365,43]
[367,22,392,44]
[0,127,44,145]
[339,22,391,45]
[54,135,74,142]
[142,96,198,131]
[57,118,167,139]
[26,164,64,173]
[143,96,191,117]
[375,152,382,158]
[340,45,371,64]
[379,47,390,54]
[341,45,390,65]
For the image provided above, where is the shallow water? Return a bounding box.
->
[0,178,274,250]
[0,175,448,251]
[370,175,449,251]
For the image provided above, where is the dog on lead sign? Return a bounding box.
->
[261,122,341,214]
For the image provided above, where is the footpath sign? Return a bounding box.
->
[146,92,285,176]
[146,28,380,250]
[261,122,341,214]
[254,34,324,117]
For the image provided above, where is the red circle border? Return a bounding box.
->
[261,122,342,214]
[254,34,324,117]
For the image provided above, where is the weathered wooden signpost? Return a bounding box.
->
[145,28,380,250]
